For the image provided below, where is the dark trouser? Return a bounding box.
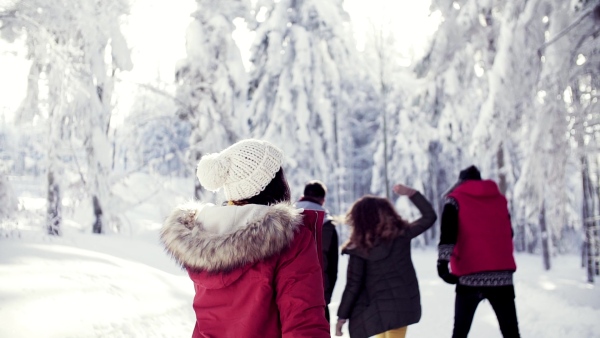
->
[452,285,520,338]
[325,304,330,323]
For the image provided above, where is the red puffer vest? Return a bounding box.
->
[448,180,517,276]
[161,202,329,338]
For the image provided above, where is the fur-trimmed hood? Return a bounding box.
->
[160,202,303,273]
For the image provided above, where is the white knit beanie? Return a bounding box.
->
[196,139,284,201]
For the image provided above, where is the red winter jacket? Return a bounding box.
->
[161,202,329,338]
[448,180,517,276]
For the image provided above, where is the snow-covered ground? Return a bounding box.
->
[331,252,600,338]
[2,175,599,337]
[1,232,599,338]
[0,236,193,338]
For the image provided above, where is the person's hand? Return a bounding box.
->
[335,318,347,336]
[393,184,417,197]
[437,259,459,284]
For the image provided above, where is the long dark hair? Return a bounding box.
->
[343,195,408,252]
[231,168,291,206]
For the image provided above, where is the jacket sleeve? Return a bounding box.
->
[323,222,339,304]
[275,226,330,338]
[403,191,438,239]
[337,254,366,320]
[438,197,458,261]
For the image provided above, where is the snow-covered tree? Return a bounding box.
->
[175,0,248,199]
[1,0,132,234]
[120,87,190,177]
[381,0,496,243]
[0,125,17,223]
[361,16,411,200]
[513,0,600,273]
[411,0,494,205]
[247,0,361,213]
[414,0,600,273]
[0,174,17,224]
[347,78,379,201]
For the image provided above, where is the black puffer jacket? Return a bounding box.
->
[337,192,437,338]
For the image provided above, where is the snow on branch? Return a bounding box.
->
[538,4,600,57]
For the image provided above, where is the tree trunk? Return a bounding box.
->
[593,222,600,276]
[540,202,551,271]
[92,195,103,234]
[46,171,61,236]
[194,180,202,201]
[594,157,600,276]
[516,219,526,252]
[382,102,390,200]
[581,155,594,283]
[377,30,390,200]
[85,78,114,234]
[332,103,343,216]
[427,141,442,245]
[192,146,203,200]
[582,239,587,268]
[496,144,508,195]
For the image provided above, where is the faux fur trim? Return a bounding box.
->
[160,202,303,272]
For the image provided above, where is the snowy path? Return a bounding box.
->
[330,251,600,337]
[1,235,599,338]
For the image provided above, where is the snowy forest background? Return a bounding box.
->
[0,0,599,283]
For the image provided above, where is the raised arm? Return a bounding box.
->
[393,184,437,239]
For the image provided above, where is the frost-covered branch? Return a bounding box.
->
[538,4,599,56]
[125,80,197,117]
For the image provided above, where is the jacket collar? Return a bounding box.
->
[161,202,302,272]
[296,199,333,222]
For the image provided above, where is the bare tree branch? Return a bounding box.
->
[538,5,598,56]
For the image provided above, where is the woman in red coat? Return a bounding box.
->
[161,139,329,338]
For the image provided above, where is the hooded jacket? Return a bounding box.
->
[295,199,338,305]
[447,180,517,276]
[160,202,330,338]
[337,192,437,338]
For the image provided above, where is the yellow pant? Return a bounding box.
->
[373,326,407,338]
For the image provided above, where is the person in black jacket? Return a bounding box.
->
[335,184,437,338]
[296,180,339,323]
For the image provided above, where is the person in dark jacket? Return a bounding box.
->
[437,165,521,338]
[296,180,339,323]
[335,184,437,338]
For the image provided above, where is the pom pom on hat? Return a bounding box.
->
[196,139,284,201]
[197,153,231,191]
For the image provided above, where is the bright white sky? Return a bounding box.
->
[0,38,29,120]
[0,0,440,122]
[343,0,441,60]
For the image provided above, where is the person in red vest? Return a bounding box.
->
[437,165,521,338]
[160,139,329,338]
